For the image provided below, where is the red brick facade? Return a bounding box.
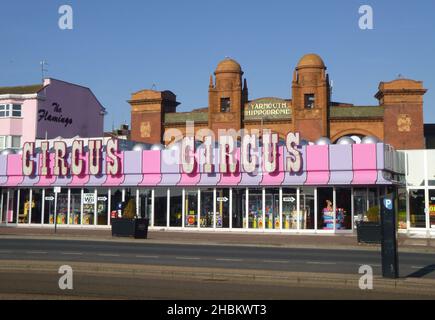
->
[128,54,427,150]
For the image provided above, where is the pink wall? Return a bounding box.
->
[0,98,38,146]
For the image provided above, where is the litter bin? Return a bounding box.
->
[134,218,149,239]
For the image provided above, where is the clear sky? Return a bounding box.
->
[1,0,435,131]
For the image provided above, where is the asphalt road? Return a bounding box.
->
[0,238,434,279]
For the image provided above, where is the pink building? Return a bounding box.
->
[0,78,106,150]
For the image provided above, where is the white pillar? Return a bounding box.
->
[262,188,266,230]
[151,189,155,227]
[279,187,283,230]
[182,189,185,228]
[41,189,45,225]
[67,189,71,225]
[333,187,337,231]
[80,188,84,225]
[229,188,233,229]
[94,189,98,226]
[0,192,3,223]
[136,189,140,218]
[296,188,300,230]
[197,189,201,229]
[16,189,20,224]
[314,188,318,231]
[351,187,354,230]
[107,189,111,226]
[245,188,249,229]
[213,188,217,229]
[28,189,33,225]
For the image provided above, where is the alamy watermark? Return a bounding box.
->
[358,265,373,290]
[58,265,73,290]
[58,5,73,30]
[359,5,374,30]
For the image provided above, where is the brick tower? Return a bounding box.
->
[292,54,331,141]
[376,78,427,149]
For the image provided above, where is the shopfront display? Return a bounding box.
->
[0,137,410,235]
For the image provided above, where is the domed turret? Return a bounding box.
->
[296,53,325,70]
[215,58,243,74]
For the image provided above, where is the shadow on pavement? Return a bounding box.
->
[406,264,435,278]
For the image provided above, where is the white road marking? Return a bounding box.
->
[175,257,201,260]
[306,261,336,265]
[61,252,83,255]
[411,265,426,269]
[263,260,290,264]
[97,253,120,257]
[26,251,48,254]
[216,258,243,262]
[135,255,159,259]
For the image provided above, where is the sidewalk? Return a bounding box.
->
[1,226,435,253]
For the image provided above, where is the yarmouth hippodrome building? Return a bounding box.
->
[0,54,434,236]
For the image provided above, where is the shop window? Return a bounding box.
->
[200,189,214,228]
[154,188,168,227]
[70,189,82,224]
[409,189,426,228]
[304,94,315,109]
[335,188,352,230]
[265,188,280,229]
[44,190,55,224]
[429,190,435,229]
[97,188,109,225]
[185,189,197,228]
[57,189,69,225]
[246,189,263,229]
[110,188,123,222]
[30,189,43,224]
[282,188,297,230]
[220,97,231,112]
[138,189,152,220]
[17,189,28,224]
[397,188,407,229]
[170,188,182,227]
[300,187,315,230]
[317,188,333,230]
[216,189,230,228]
[83,188,96,225]
[232,189,244,228]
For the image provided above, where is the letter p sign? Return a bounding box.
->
[384,198,393,211]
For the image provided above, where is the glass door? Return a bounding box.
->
[216,189,230,228]
[44,190,56,224]
[282,191,297,230]
[200,189,214,228]
[0,190,6,223]
[185,189,198,228]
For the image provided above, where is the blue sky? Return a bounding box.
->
[1,0,435,131]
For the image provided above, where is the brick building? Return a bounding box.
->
[128,54,427,149]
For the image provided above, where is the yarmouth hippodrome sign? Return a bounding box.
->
[244,98,291,120]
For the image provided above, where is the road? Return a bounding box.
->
[0,238,434,299]
[0,238,434,278]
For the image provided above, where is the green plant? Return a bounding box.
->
[122,198,136,219]
[366,206,380,223]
